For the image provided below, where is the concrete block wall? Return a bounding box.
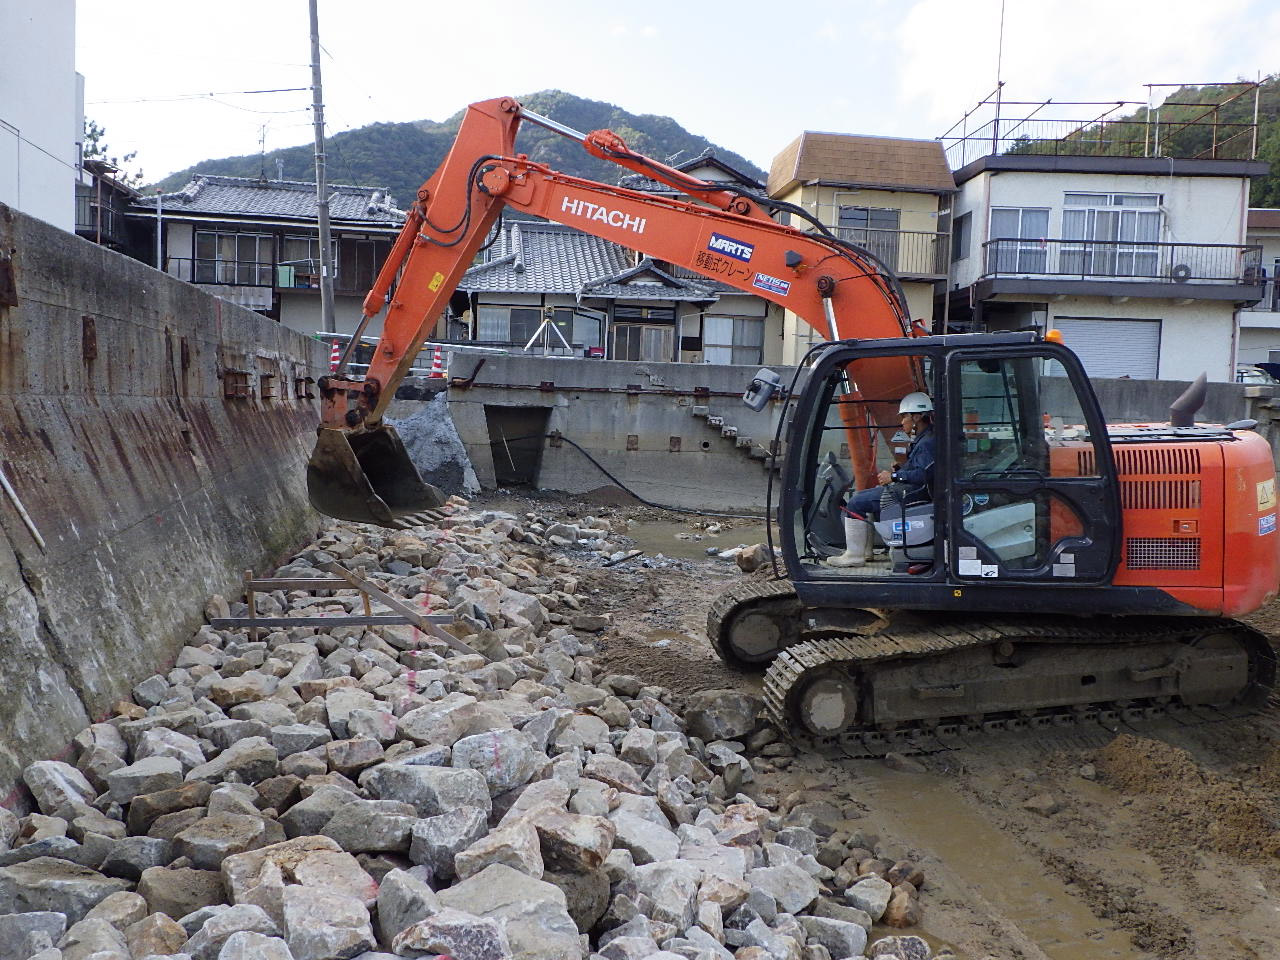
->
[444,353,1279,514]
[0,203,325,800]
[447,355,790,513]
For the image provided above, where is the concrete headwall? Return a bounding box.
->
[0,203,325,799]
[447,355,786,512]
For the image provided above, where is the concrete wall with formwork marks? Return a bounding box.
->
[446,354,793,513]
[0,203,325,802]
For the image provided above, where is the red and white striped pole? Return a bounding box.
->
[329,339,341,373]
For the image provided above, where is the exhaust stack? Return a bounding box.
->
[1169,372,1208,428]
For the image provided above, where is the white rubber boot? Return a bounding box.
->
[827,516,870,567]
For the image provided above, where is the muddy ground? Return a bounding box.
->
[485,491,1280,960]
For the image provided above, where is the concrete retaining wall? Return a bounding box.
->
[445,353,1280,512]
[0,203,325,800]
[447,355,785,513]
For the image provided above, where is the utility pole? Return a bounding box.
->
[309,0,336,334]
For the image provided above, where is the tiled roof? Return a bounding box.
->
[581,260,719,302]
[769,132,956,197]
[132,175,404,224]
[460,221,724,304]
[462,221,629,294]
[460,218,773,305]
[1249,208,1280,231]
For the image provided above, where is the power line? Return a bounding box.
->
[87,86,310,105]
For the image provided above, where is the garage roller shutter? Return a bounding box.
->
[1053,317,1161,380]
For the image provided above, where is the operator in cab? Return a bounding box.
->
[828,392,935,567]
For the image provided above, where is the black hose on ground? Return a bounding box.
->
[491,432,766,521]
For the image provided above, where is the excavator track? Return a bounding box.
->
[706,579,803,668]
[760,614,1277,758]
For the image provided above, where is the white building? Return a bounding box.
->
[941,89,1267,382]
[1239,209,1280,367]
[0,0,79,231]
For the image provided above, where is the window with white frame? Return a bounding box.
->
[988,207,1049,274]
[1061,192,1162,277]
[702,315,766,365]
[475,305,541,343]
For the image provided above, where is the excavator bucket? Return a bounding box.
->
[307,425,447,527]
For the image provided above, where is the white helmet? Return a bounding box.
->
[899,392,933,414]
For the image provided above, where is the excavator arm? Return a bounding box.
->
[309,96,923,526]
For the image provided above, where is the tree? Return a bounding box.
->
[82,119,145,188]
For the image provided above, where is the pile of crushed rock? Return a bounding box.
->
[0,499,936,960]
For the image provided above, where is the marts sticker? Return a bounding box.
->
[752,272,791,296]
[1258,478,1277,511]
[707,233,754,263]
[1260,513,1276,536]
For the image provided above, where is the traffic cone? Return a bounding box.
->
[428,344,445,379]
[329,339,341,373]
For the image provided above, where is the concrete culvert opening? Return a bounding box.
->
[484,405,551,486]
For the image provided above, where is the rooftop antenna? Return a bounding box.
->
[993,0,1007,152]
[309,0,336,335]
[258,124,267,181]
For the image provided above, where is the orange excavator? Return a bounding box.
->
[308,96,1278,749]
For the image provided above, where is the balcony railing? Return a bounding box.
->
[827,227,949,277]
[1244,278,1280,312]
[74,197,126,245]
[981,238,1262,285]
[166,257,275,287]
[165,256,375,293]
[941,84,1261,170]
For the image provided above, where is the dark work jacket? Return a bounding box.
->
[891,426,935,497]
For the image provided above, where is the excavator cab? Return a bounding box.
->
[777,332,1123,604]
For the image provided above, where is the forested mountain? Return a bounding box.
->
[151,90,767,207]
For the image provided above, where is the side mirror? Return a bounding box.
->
[743,368,782,411]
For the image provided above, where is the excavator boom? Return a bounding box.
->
[307,96,920,526]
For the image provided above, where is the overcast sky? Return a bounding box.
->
[76,0,1279,185]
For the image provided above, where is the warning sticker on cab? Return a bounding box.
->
[1258,478,1276,511]
[1260,513,1276,536]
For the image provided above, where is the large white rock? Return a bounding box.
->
[375,867,439,944]
[455,820,544,880]
[183,903,278,960]
[846,876,893,922]
[609,812,678,866]
[23,762,96,817]
[450,729,543,796]
[746,864,820,915]
[364,763,491,817]
[437,863,581,960]
[0,857,132,925]
[391,906,511,960]
[634,860,703,930]
[281,887,375,960]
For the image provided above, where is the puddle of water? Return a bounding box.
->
[622,518,768,561]
[641,628,689,649]
[861,768,1150,960]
